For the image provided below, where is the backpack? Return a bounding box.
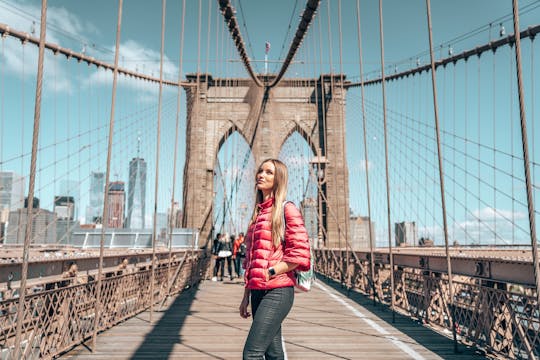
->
[282,201,315,292]
[238,242,247,257]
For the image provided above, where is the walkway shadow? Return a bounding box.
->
[317,275,488,360]
[130,284,200,360]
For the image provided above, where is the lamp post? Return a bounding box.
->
[310,151,328,248]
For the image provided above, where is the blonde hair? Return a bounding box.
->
[249,158,288,248]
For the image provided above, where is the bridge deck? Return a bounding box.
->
[64,277,487,359]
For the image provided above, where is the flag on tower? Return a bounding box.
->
[265,41,271,54]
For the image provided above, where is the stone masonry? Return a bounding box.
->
[182,74,350,249]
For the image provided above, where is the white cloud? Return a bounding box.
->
[84,40,179,98]
[0,1,100,94]
[471,207,526,222]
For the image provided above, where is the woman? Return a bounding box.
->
[240,158,310,359]
[212,233,233,281]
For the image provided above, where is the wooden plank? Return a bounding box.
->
[64,278,487,359]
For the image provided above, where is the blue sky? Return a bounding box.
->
[0,0,538,245]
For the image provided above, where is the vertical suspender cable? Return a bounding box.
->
[337,0,350,265]
[192,0,201,232]
[425,0,457,351]
[13,1,47,358]
[355,0,377,305]
[317,14,328,248]
[0,38,3,173]
[325,0,340,252]
[150,0,166,323]
[93,0,123,350]
[511,0,540,304]
[167,0,186,301]
[377,0,395,323]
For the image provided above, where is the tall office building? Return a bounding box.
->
[395,221,417,247]
[106,181,125,228]
[54,196,75,220]
[58,179,80,220]
[350,215,375,250]
[127,157,147,229]
[86,172,105,224]
[168,201,182,228]
[0,172,25,242]
[0,171,25,210]
[5,201,56,244]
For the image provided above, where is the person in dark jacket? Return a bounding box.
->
[212,232,233,281]
[239,158,310,359]
[211,233,222,281]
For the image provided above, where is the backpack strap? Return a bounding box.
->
[281,200,294,244]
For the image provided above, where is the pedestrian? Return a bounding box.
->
[211,233,222,281]
[213,233,233,281]
[239,158,310,359]
[232,232,246,278]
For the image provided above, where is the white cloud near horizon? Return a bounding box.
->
[471,207,526,222]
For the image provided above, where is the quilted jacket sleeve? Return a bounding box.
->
[281,202,311,271]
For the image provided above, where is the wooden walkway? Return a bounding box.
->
[64,276,487,359]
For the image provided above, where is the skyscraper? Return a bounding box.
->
[54,196,75,220]
[107,181,125,228]
[350,215,375,250]
[0,172,25,243]
[86,171,105,224]
[58,179,80,220]
[6,200,56,244]
[0,171,25,211]
[395,221,417,247]
[127,157,147,229]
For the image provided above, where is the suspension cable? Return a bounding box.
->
[13,0,47,357]
[0,22,194,87]
[511,0,540,305]
[377,0,396,323]
[269,0,320,88]
[167,0,186,305]
[92,0,123,350]
[217,0,262,87]
[348,24,540,88]
[425,0,456,351]
[355,0,377,304]
[149,0,166,324]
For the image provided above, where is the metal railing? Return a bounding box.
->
[0,249,207,359]
[315,248,539,359]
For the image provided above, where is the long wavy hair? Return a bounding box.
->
[249,158,288,248]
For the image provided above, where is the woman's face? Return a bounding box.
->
[256,161,275,198]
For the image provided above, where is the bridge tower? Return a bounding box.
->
[182,74,350,249]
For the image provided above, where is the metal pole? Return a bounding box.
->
[511,0,540,304]
[425,0,457,352]
[92,0,123,350]
[13,1,47,358]
[377,0,395,322]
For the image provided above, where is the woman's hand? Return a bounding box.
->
[239,296,251,318]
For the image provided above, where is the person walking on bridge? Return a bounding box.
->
[239,158,310,359]
[233,232,246,278]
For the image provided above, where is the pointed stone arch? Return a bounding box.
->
[182,74,350,249]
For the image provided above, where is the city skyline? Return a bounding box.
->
[0,1,538,246]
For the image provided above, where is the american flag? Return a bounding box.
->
[265,41,271,54]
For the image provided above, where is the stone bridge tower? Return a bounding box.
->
[182,74,350,249]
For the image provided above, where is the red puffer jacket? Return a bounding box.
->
[243,197,310,290]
